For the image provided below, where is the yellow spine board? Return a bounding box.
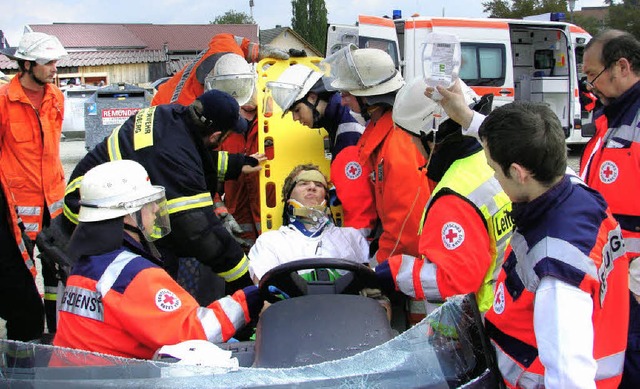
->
[256,57,343,232]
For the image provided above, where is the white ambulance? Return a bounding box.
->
[327,14,594,144]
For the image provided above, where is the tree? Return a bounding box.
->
[607,0,640,40]
[211,10,256,25]
[482,0,571,19]
[291,0,328,54]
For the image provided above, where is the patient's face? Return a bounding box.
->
[290,174,326,207]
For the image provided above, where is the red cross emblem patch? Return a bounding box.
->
[344,161,362,180]
[441,222,465,250]
[599,160,618,184]
[155,288,182,312]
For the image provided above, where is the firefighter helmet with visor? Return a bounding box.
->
[321,44,404,96]
[78,160,171,241]
[203,53,256,106]
[266,64,324,115]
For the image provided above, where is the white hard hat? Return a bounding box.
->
[79,160,171,241]
[266,64,324,114]
[204,53,256,106]
[321,44,404,96]
[1,32,67,65]
[154,340,239,368]
[393,78,479,137]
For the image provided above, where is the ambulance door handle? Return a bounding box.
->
[499,89,512,96]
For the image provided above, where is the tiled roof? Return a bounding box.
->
[0,50,166,70]
[29,24,147,49]
[29,23,259,51]
[260,27,288,46]
[125,24,258,51]
[0,23,259,70]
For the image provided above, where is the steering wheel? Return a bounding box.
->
[258,258,380,303]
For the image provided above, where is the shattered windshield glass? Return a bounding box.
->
[0,295,499,388]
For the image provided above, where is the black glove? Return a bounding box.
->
[240,285,264,323]
[288,48,307,57]
[243,155,259,168]
[374,260,397,297]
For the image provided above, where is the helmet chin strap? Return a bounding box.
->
[300,98,322,128]
[124,217,161,259]
[356,97,371,122]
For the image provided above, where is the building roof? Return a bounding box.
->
[0,49,167,70]
[30,23,258,51]
[0,23,259,70]
[260,27,289,46]
[576,6,609,21]
[259,26,323,56]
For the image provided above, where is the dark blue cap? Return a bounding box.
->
[195,89,244,133]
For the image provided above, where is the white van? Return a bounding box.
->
[327,15,593,144]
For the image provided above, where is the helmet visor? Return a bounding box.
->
[320,44,366,92]
[205,74,256,106]
[266,81,302,114]
[124,187,171,242]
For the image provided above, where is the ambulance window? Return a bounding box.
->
[575,46,585,74]
[359,37,400,69]
[460,43,505,86]
[534,50,555,69]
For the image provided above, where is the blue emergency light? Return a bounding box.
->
[550,12,566,22]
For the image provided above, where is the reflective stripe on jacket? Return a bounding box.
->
[63,104,249,281]
[485,176,629,388]
[387,150,512,312]
[0,169,36,276]
[53,241,250,359]
[0,76,65,239]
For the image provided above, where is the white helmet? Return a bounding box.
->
[153,340,239,368]
[1,32,67,65]
[393,77,479,137]
[321,44,404,96]
[204,53,256,106]
[79,160,171,241]
[266,64,324,114]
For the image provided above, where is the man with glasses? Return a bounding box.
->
[579,30,640,388]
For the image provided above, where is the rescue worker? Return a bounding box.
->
[249,164,369,283]
[439,30,640,388]
[62,89,256,295]
[54,160,263,359]
[0,32,68,333]
[218,90,267,250]
[267,64,376,235]
[480,101,628,388]
[151,33,288,106]
[0,170,44,341]
[153,44,272,249]
[374,78,512,314]
[580,30,640,388]
[321,44,431,262]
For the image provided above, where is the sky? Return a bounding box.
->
[2,0,607,47]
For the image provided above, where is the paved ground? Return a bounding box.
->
[0,139,583,339]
